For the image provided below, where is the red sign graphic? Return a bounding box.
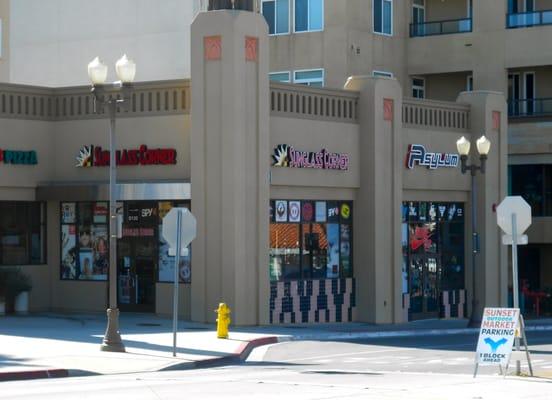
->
[410,226,433,251]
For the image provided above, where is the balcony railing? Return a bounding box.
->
[410,18,472,37]
[507,10,552,29]
[508,98,552,118]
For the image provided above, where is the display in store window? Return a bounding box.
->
[61,225,77,279]
[92,225,108,277]
[327,202,340,223]
[93,202,108,223]
[315,201,326,222]
[61,203,76,224]
[340,224,351,277]
[326,223,340,278]
[275,200,288,222]
[158,223,191,283]
[302,201,314,222]
[78,250,94,280]
[288,201,301,222]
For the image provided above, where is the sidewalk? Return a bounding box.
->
[1,313,552,381]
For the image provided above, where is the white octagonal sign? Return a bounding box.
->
[162,207,197,251]
[496,196,532,235]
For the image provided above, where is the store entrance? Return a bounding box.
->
[409,254,440,320]
[117,202,158,312]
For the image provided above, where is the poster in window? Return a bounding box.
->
[302,201,314,222]
[340,224,351,277]
[79,203,93,225]
[61,225,77,279]
[437,203,447,221]
[92,225,108,278]
[158,225,191,283]
[288,201,301,222]
[402,203,408,222]
[327,201,340,223]
[93,202,108,223]
[315,201,326,222]
[61,203,76,224]
[447,203,457,221]
[326,223,340,278]
[158,201,173,221]
[79,250,94,280]
[340,202,352,222]
[419,202,427,222]
[408,201,418,221]
[275,200,288,222]
[428,203,437,222]
[78,225,92,250]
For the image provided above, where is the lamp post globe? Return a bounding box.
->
[476,135,491,156]
[115,54,136,83]
[87,57,108,85]
[456,136,471,156]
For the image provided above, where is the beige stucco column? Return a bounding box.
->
[456,91,509,319]
[344,76,403,324]
[190,10,270,325]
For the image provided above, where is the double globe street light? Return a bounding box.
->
[88,54,136,352]
[456,135,491,327]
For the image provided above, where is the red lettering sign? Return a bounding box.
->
[77,145,177,168]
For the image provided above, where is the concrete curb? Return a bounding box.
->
[0,336,281,381]
[279,324,552,342]
[0,369,69,382]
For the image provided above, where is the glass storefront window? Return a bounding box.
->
[270,200,353,282]
[402,201,465,318]
[0,202,46,265]
[61,201,192,283]
[60,202,108,280]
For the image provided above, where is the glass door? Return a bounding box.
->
[409,254,441,320]
[117,201,158,312]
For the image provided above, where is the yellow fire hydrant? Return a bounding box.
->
[215,303,231,339]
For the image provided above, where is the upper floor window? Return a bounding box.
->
[412,77,425,99]
[467,75,473,92]
[294,69,324,87]
[374,0,393,35]
[269,71,291,82]
[295,0,324,32]
[262,0,290,35]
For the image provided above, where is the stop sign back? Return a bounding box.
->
[496,196,531,235]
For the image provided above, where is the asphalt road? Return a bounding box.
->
[257,331,552,376]
[1,332,551,400]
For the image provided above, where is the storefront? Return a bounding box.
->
[59,200,191,313]
[0,9,509,325]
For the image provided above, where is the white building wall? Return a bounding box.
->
[9,0,199,86]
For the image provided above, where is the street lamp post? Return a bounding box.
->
[88,55,136,352]
[456,135,491,327]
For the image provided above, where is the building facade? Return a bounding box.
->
[0,7,512,326]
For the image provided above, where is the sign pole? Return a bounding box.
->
[511,213,521,376]
[172,209,182,357]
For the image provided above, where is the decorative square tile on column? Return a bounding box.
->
[204,36,222,61]
[384,99,394,121]
[492,111,500,131]
[245,36,258,62]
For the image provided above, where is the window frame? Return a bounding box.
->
[293,0,325,34]
[373,70,394,78]
[373,0,394,36]
[412,76,425,99]
[269,71,292,83]
[293,68,325,87]
[262,0,291,36]
[0,201,47,266]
